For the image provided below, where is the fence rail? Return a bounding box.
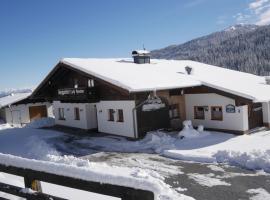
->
[0,164,154,200]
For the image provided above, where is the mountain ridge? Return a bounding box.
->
[151,24,270,75]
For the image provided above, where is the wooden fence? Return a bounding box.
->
[0,164,154,200]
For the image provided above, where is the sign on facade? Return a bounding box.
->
[226,104,235,113]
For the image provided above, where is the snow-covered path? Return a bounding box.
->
[82,152,270,200]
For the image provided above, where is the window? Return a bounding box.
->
[108,109,114,121]
[117,109,124,122]
[74,107,80,120]
[211,106,223,121]
[169,104,180,119]
[58,108,65,120]
[74,79,78,88]
[194,106,205,120]
[88,79,95,88]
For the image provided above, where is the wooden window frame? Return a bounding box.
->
[108,109,115,122]
[117,109,124,122]
[74,107,80,120]
[194,106,205,120]
[58,108,65,120]
[169,104,180,119]
[211,106,223,121]
[74,79,78,89]
[88,79,95,88]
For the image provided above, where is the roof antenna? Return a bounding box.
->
[143,44,145,50]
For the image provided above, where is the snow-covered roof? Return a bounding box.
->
[61,58,270,102]
[132,50,150,55]
[0,92,31,108]
[61,58,201,92]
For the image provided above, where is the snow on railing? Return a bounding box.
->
[0,153,155,200]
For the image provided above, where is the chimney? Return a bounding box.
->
[185,66,193,75]
[132,50,150,64]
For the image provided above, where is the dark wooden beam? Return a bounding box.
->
[184,85,253,105]
[61,63,130,96]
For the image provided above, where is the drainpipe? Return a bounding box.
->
[8,105,13,126]
[132,94,152,139]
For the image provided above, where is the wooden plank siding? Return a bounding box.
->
[31,63,132,103]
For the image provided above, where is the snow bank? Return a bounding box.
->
[0,123,12,131]
[0,127,62,159]
[215,150,270,172]
[165,150,216,163]
[247,188,270,200]
[25,117,55,129]
[165,131,270,173]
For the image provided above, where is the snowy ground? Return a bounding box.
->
[0,120,270,199]
[0,122,190,200]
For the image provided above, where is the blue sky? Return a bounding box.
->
[0,0,269,90]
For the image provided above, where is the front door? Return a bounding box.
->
[29,105,48,121]
[248,103,263,129]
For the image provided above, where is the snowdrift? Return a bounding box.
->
[25,117,55,129]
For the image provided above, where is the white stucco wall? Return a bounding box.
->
[185,93,249,131]
[262,102,270,125]
[5,102,53,126]
[96,101,136,138]
[53,101,97,130]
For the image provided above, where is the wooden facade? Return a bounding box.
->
[31,63,131,103]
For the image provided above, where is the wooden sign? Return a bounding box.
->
[58,88,85,96]
[226,104,235,113]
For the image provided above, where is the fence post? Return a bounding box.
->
[24,176,42,192]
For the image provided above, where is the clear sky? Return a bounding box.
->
[0,0,269,90]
